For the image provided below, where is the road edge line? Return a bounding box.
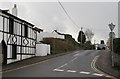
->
[1,58,52,74]
[91,55,117,79]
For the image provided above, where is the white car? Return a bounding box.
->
[97,44,106,50]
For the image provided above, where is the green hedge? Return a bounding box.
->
[113,38,120,55]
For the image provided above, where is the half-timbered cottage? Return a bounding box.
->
[0,10,37,64]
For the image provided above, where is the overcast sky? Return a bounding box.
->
[0,1,118,44]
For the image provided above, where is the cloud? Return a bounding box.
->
[0,2,118,43]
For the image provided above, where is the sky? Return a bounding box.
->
[0,0,119,44]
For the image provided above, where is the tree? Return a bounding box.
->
[85,29,94,42]
[78,31,86,44]
[86,41,92,45]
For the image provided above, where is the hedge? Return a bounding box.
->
[113,38,120,55]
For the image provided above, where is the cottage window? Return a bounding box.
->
[9,18,14,34]
[24,24,28,37]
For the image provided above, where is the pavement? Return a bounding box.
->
[96,50,120,79]
[1,50,118,79]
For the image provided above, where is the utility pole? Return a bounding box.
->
[81,27,83,47]
[108,23,115,67]
[94,40,96,50]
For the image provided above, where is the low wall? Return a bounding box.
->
[36,44,50,56]
[113,53,120,67]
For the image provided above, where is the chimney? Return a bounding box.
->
[12,4,17,16]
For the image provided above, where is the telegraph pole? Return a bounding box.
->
[108,23,115,67]
[81,27,83,47]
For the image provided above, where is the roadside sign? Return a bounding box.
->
[109,32,115,38]
[109,23,115,31]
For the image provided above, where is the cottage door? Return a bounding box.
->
[12,44,17,59]
[2,40,7,65]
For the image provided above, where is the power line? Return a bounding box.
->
[58,0,80,29]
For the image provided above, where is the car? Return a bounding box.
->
[97,44,106,50]
[97,40,106,50]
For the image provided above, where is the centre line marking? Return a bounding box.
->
[71,57,78,62]
[57,63,68,69]
[92,73,103,76]
[53,69,64,72]
[73,54,80,57]
[67,70,77,73]
[80,71,90,74]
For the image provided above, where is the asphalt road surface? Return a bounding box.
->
[3,50,109,78]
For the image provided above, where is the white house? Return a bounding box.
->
[0,7,38,64]
[37,30,65,42]
[35,29,65,56]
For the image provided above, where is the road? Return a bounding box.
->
[3,50,110,78]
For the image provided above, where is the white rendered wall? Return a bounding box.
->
[36,44,50,56]
[0,12,3,42]
[7,55,34,64]
[0,12,3,31]
[118,2,120,38]
[37,32,64,42]
[0,33,2,43]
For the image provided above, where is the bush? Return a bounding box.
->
[113,38,120,55]
[42,38,80,54]
[82,41,95,50]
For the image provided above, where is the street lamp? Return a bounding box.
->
[108,22,115,67]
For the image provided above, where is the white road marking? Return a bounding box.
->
[80,71,90,74]
[67,70,77,73]
[73,53,80,56]
[57,63,68,69]
[73,50,90,57]
[70,57,78,62]
[53,69,64,72]
[56,57,78,69]
[105,75,114,78]
[74,51,80,54]
[92,73,104,76]
[53,69,104,77]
